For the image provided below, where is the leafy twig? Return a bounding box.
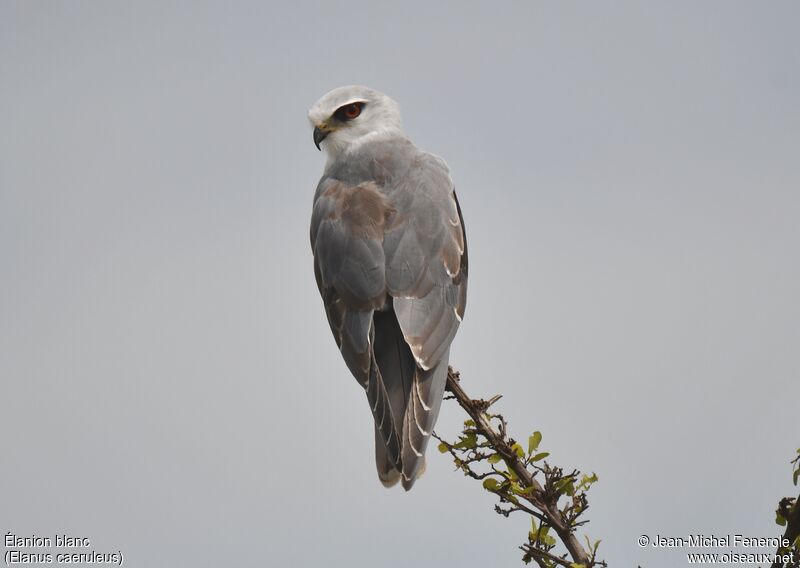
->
[435,366,606,567]
[772,450,800,568]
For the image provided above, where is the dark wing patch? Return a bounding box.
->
[452,189,469,320]
[312,179,392,310]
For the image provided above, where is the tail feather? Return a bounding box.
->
[370,310,414,480]
[375,426,402,487]
[400,349,449,489]
[370,309,450,490]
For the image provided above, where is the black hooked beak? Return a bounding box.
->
[313,126,329,150]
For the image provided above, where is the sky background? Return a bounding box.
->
[2,1,798,566]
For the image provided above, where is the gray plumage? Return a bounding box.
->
[308,86,467,489]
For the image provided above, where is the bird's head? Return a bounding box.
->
[308,86,403,160]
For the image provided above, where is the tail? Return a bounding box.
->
[371,309,449,490]
[399,351,449,490]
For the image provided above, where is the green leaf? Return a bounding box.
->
[463,419,475,427]
[482,478,498,491]
[454,432,478,450]
[528,431,542,453]
[531,452,550,462]
[576,472,599,492]
[794,468,799,486]
[512,443,525,459]
[570,564,586,568]
[776,512,786,526]
[437,442,449,454]
[554,478,576,496]
[488,453,502,464]
[529,524,556,547]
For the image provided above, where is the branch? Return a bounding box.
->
[436,366,605,567]
[772,451,800,568]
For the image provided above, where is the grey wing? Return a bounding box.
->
[310,178,403,473]
[310,148,468,490]
[384,153,468,486]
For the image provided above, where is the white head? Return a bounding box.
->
[308,85,404,161]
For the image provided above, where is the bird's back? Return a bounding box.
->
[311,134,467,489]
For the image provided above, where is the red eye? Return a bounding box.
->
[344,103,362,119]
[333,102,365,122]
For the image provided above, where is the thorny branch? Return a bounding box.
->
[434,366,606,568]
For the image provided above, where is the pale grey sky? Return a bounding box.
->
[1,2,798,567]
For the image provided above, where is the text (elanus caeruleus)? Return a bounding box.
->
[308,86,468,490]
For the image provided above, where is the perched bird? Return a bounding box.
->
[308,86,468,490]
